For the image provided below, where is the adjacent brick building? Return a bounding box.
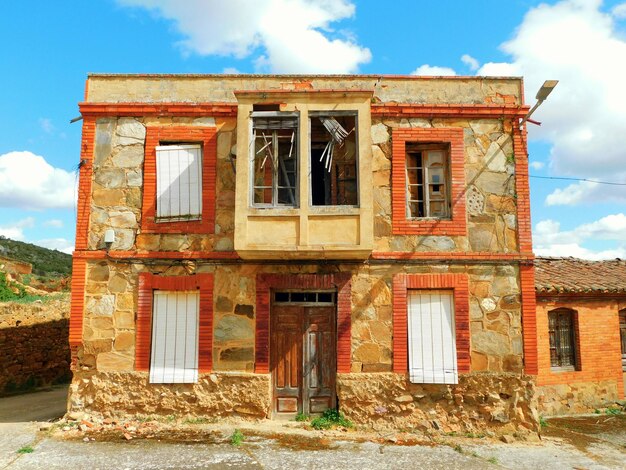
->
[534,257,626,414]
[69,74,539,433]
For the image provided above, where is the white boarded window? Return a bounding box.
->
[150,291,199,384]
[408,290,458,384]
[156,144,202,221]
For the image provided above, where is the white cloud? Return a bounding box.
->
[529,161,545,170]
[117,0,371,73]
[545,180,626,206]
[612,2,626,18]
[475,0,626,204]
[39,118,54,134]
[43,219,63,228]
[34,238,74,255]
[411,64,457,76]
[0,217,35,241]
[0,151,76,209]
[222,67,240,74]
[461,54,479,71]
[533,213,626,260]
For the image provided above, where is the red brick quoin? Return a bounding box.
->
[254,274,352,374]
[391,128,467,236]
[136,273,214,372]
[392,273,471,374]
[141,126,217,234]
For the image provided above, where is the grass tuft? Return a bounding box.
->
[310,409,353,430]
[230,429,245,446]
[17,446,34,454]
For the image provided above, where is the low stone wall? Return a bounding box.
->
[68,370,539,434]
[68,371,271,419]
[0,298,71,395]
[536,381,622,416]
[338,372,539,434]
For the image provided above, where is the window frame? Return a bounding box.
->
[141,126,217,234]
[548,307,579,371]
[405,143,451,219]
[154,143,203,223]
[391,128,466,236]
[392,273,470,375]
[308,110,360,208]
[136,273,213,374]
[407,289,458,384]
[249,111,300,208]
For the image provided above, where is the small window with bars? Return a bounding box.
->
[405,143,450,219]
[155,144,203,222]
[251,113,299,207]
[548,308,578,370]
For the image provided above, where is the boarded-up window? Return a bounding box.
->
[548,308,577,369]
[408,290,458,384]
[149,291,199,383]
[156,144,202,221]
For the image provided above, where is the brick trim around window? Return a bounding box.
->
[254,273,352,374]
[136,273,213,372]
[141,126,217,234]
[392,273,470,374]
[391,128,466,236]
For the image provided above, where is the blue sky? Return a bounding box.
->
[1,0,625,258]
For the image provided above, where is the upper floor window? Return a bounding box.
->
[155,144,202,222]
[310,113,358,206]
[251,113,299,207]
[548,308,578,370]
[405,143,450,219]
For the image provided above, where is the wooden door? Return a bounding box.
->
[271,301,336,417]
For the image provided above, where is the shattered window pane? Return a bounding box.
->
[252,114,298,207]
[405,143,450,219]
[310,114,358,206]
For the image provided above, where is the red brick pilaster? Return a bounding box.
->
[520,264,538,374]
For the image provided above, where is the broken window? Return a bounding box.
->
[405,143,450,219]
[310,113,358,206]
[251,113,298,207]
[548,308,578,369]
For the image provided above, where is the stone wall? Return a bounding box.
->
[69,371,270,419]
[338,372,538,433]
[76,262,522,375]
[0,297,71,395]
[87,115,518,257]
[536,381,621,416]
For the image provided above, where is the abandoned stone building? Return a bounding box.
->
[69,74,540,433]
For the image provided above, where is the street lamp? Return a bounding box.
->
[520,80,559,127]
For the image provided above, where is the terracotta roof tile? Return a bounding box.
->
[535,257,626,294]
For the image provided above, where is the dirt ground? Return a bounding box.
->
[0,388,625,469]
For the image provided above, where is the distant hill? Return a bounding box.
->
[0,237,72,276]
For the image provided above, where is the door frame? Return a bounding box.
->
[270,290,337,417]
[255,273,352,375]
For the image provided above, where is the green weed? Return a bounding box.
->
[488,456,498,464]
[230,429,245,446]
[17,446,34,454]
[539,416,548,428]
[295,412,309,422]
[310,409,354,430]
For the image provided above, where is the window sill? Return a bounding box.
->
[550,366,578,373]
